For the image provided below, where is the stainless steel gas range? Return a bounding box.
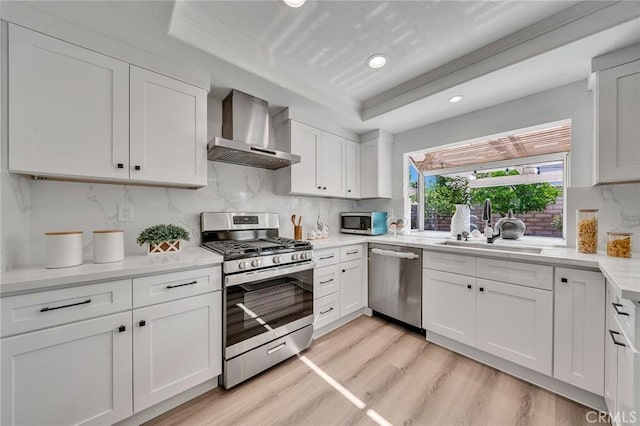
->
[200,212,314,388]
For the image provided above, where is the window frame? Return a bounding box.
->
[408,153,568,239]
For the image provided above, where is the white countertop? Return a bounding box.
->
[0,247,223,296]
[311,233,640,301]
[3,235,638,302]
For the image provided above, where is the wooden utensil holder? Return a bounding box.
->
[294,226,302,240]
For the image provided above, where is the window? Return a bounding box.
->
[407,122,569,239]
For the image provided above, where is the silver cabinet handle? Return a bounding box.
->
[609,330,626,347]
[346,250,358,255]
[319,279,334,284]
[320,307,334,315]
[319,255,334,260]
[612,303,630,316]
[267,342,286,355]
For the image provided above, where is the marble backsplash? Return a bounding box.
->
[566,184,640,252]
[2,162,364,269]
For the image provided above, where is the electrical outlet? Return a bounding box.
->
[118,204,133,223]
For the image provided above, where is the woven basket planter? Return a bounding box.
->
[148,240,181,255]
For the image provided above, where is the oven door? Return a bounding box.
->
[224,261,314,359]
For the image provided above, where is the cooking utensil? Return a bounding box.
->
[291,215,297,226]
[297,216,302,226]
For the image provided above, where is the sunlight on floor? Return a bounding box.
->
[298,355,394,426]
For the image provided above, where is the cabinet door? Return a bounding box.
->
[130,66,207,187]
[290,121,323,195]
[553,268,605,395]
[605,282,620,416]
[340,259,364,316]
[476,279,553,375]
[423,269,476,346]
[597,60,640,183]
[345,140,361,198]
[8,24,130,181]
[1,312,132,426]
[133,292,222,412]
[360,140,378,198]
[320,132,346,197]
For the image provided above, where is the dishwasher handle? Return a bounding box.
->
[370,248,420,260]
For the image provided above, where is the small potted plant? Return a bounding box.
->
[137,224,190,254]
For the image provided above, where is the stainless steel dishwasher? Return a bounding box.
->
[368,243,422,328]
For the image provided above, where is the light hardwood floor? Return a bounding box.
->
[146,316,600,426]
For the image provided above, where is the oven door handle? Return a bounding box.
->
[225,261,316,287]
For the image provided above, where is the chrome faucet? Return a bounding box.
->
[482,199,501,243]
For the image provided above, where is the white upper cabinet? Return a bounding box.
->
[130,66,207,187]
[593,44,640,184]
[8,24,208,188]
[275,120,347,197]
[345,140,361,198]
[360,131,393,199]
[9,24,130,181]
[320,132,346,197]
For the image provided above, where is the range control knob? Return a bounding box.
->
[273,255,282,264]
[300,252,308,260]
[251,259,261,267]
[292,253,300,261]
[238,261,248,270]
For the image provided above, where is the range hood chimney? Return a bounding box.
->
[207,90,300,170]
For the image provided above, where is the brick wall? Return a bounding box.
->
[411,193,564,238]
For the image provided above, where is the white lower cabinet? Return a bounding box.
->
[475,278,553,375]
[1,312,133,426]
[339,259,364,316]
[133,292,222,413]
[553,268,605,395]
[422,269,476,347]
[605,280,640,425]
[312,245,366,331]
[314,293,340,329]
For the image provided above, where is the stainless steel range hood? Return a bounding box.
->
[207,90,300,170]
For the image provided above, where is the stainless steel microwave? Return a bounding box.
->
[340,212,388,235]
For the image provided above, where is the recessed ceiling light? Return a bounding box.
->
[367,54,388,69]
[448,95,463,103]
[283,0,305,7]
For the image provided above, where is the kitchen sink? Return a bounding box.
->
[435,240,543,254]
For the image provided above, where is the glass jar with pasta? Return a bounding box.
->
[607,232,632,258]
[576,209,598,254]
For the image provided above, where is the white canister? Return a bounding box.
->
[93,230,124,264]
[45,231,83,268]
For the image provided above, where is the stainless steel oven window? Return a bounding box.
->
[225,268,313,348]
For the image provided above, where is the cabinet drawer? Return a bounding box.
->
[314,293,340,330]
[340,245,363,262]
[314,264,340,299]
[314,248,340,268]
[423,250,476,276]
[477,258,552,290]
[1,280,132,337]
[133,266,221,308]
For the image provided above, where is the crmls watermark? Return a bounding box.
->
[586,410,638,424]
